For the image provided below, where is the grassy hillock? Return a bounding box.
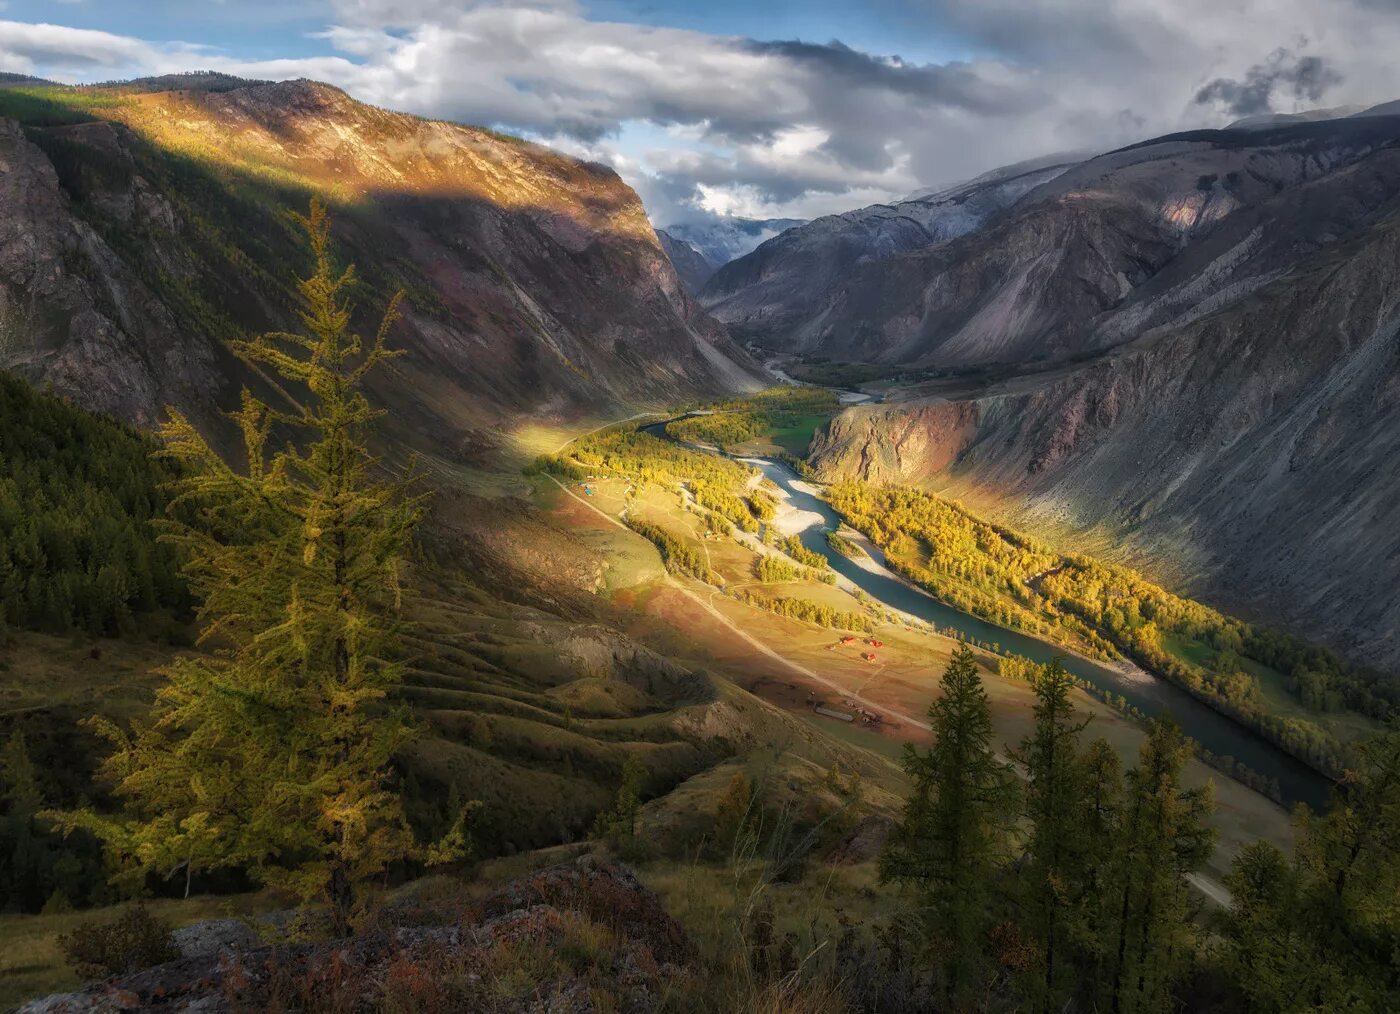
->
[394,545,907,853]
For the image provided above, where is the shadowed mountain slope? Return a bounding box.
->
[704,116,1400,369]
[0,79,762,458]
[809,129,1400,670]
[656,229,720,294]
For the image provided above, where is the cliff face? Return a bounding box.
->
[0,80,761,455]
[810,161,1400,669]
[705,116,1400,369]
[656,229,720,294]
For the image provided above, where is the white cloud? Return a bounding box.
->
[4,0,1400,226]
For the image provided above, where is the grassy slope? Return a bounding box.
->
[0,404,1305,1007]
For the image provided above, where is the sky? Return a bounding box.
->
[3,0,1400,227]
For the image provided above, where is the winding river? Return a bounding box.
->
[643,421,1332,810]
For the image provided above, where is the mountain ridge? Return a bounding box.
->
[803,122,1400,670]
[656,228,720,294]
[0,78,763,457]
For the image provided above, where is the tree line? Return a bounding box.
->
[826,480,1394,777]
[876,645,1399,1011]
[731,589,874,633]
[665,387,838,451]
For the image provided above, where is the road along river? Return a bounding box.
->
[641,420,1332,811]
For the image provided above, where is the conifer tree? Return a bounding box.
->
[51,201,430,931]
[881,643,1017,1006]
[0,731,44,911]
[593,753,648,846]
[1218,729,1400,1011]
[1074,736,1123,986]
[1101,718,1215,1014]
[1011,659,1091,1012]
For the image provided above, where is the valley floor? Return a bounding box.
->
[531,427,1294,879]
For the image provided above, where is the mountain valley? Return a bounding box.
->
[0,62,1397,1014]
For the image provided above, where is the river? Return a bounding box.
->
[642,421,1332,810]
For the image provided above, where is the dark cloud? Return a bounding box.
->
[744,39,1038,116]
[1195,49,1343,117]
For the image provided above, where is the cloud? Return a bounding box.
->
[3,0,1400,228]
[0,21,159,73]
[1195,50,1344,118]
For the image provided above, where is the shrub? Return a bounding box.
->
[58,903,179,979]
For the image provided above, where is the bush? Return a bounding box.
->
[58,903,179,979]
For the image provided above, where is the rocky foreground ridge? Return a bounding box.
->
[21,857,690,1013]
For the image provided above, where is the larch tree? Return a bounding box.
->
[1101,717,1215,1014]
[50,200,434,932]
[880,642,1018,1007]
[1219,729,1400,1011]
[1074,736,1123,988]
[1010,659,1092,1013]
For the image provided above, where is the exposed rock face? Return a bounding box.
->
[700,158,1080,350]
[810,151,1400,669]
[0,80,762,452]
[705,116,1400,369]
[656,229,720,294]
[20,857,691,1013]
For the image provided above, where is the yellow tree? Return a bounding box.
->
[54,201,430,932]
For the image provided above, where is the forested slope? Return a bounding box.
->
[0,371,187,641]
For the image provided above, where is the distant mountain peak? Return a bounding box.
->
[659,217,806,270]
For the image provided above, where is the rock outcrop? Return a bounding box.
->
[21,857,691,1013]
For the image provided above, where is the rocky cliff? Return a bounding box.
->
[0,79,762,457]
[705,115,1400,369]
[809,144,1400,669]
[656,228,719,294]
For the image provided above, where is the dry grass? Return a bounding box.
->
[0,892,286,1009]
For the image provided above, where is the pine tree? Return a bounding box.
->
[1101,718,1215,1014]
[880,643,1018,1006]
[1010,659,1091,1012]
[50,201,430,932]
